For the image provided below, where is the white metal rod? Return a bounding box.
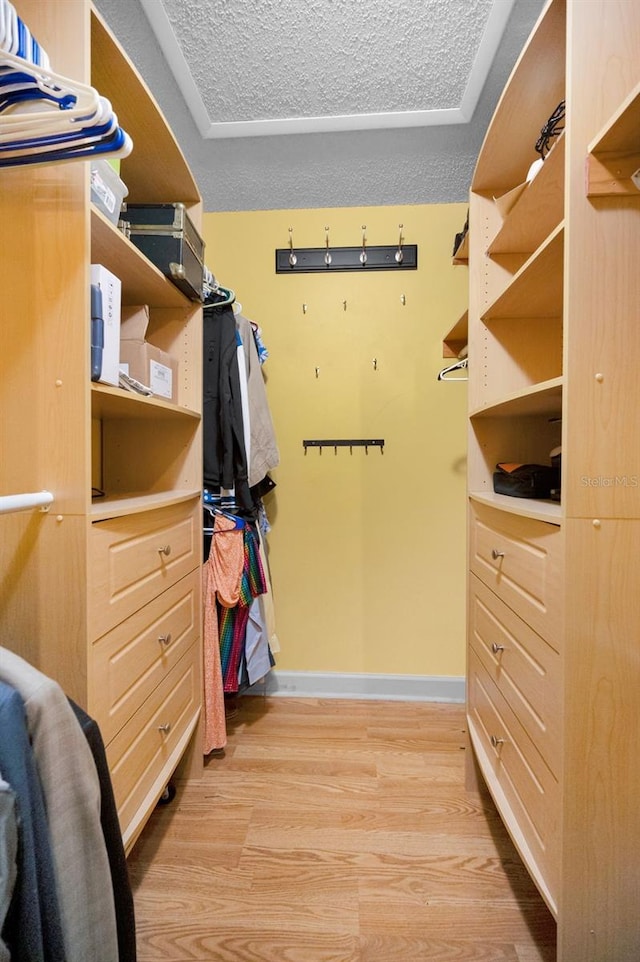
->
[0,490,54,515]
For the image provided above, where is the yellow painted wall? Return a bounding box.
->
[202,204,468,677]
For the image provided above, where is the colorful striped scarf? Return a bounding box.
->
[219,525,267,692]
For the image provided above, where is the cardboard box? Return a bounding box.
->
[90,264,121,386]
[119,304,178,403]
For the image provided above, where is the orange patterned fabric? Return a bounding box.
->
[210,516,244,606]
[202,515,245,754]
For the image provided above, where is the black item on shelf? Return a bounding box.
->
[452,210,469,257]
[535,101,565,158]
[119,202,205,301]
[493,462,559,499]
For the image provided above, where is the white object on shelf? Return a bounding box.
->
[90,263,121,387]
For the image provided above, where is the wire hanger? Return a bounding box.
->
[437,357,468,381]
[204,283,235,308]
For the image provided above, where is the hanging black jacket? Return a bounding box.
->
[202,302,251,510]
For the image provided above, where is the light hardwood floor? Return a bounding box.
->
[127,696,557,961]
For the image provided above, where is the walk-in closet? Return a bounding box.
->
[2,1,639,960]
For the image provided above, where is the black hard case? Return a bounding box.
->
[119,203,205,301]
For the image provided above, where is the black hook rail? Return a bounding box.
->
[276,245,417,274]
[303,439,385,454]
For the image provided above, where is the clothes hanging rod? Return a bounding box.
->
[0,490,54,516]
[276,245,417,274]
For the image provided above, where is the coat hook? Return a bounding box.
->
[315,366,320,378]
[303,303,307,314]
[400,293,406,306]
[395,224,404,263]
[343,299,347,311]
[324,226,332,266]
[373,357,378,371]
[360,225,367,264]
[288,226,297,267]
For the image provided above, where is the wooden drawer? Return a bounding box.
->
[468,647,559,911]
[89,500,200,639]
[89,569,201,745]
[106,645,200,851]
[469,502,563,650]
[469,574,561,776]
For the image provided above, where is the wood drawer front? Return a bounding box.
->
[468,648,559,906]
[469,574,561,776]
[469,502,563,650]
[89,501,199,639]
[90,569,200,745]
[106,646,200,843]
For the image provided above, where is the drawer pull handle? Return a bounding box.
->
[491,549,505,561]
[158,723,172,734]
[158,633,172,647]
[491,643,505,654]
[490,734,505,749]
[158,544,172,557]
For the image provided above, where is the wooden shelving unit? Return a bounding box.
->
[1,0,204,854]
[465,1,640,958]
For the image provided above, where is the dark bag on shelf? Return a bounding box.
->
[493,462,558,499]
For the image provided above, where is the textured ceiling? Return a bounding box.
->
[94,0,546,211]
[138,0,515,136]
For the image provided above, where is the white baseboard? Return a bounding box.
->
[246,670,465,703]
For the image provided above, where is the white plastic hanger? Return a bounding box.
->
[0,46,132,166]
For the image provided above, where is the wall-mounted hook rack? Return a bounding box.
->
[303,438,385,455]
[275,244,417,274]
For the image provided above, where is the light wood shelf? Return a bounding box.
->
[469,491,561,525]
[442,310,468,357]
[91,208,192,308]
[586,81,640,196]
[470,376,562,419]
[91,489,201,521]
[482,223,564,321]
[90,7,200,205]
[472,0,566,194]
[91,383,200,420]
[489,134,565,255]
